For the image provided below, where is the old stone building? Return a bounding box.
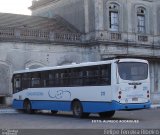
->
[0,0,160,104]
[0,13,90,104]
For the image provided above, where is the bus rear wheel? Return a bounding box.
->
[23,100,34,114]
[72,101,89,118]
[99,111,115,118]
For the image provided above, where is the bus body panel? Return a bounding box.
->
[13,86,112,102]
[113,59,150,104]
[13,99,151,113]
[114,82,150,104]
[13,86,113,113]
[12,58,151,115]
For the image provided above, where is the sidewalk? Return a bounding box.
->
[0,105,18,114]
[0,108,18,114]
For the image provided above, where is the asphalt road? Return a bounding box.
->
[0,109,160,135]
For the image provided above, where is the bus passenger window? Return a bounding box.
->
[22,74,31,90]
[41,72,48,87]
[100,65,111,85]
[31,73,41,88]
[32,78,40,87]
[14,78,21,93]
[48,72,54,87]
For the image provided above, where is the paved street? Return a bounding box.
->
[0,109,160,129]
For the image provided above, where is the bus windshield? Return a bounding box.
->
[118,62,148,81]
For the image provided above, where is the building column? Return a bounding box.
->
[153,2,158,35]
[94,0,104,31]
[84,0,89,33]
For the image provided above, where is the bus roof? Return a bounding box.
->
[13,58,148,74]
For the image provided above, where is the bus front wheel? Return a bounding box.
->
[72,101,89,118]
[99,111,115,118]
[23,100,34,114]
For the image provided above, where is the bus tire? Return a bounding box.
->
[82,113,90,118]
[23,100,34,114]
[51,110,58,114]
[99,111,115,118]
[72,101,87,118]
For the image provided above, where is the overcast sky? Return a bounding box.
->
[0,0,32,15]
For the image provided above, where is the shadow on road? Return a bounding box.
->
[26,110,143,121]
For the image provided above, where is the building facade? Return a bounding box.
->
[0,13,91,104]
[0,0,160,104]
[30,0,160,103]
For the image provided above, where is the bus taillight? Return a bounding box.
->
[118,91,122,99]
[118,96,121,99]
[147,91,150,98]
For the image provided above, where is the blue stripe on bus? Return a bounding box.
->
[82,101,151,113]
[12,100,151,113]
[12,100,24,109]
[31,100,71,111]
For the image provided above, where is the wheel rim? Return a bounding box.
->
[73,102,82,117]
[26,103,31,112]
[24,101,31,113]
[74,105,80,116]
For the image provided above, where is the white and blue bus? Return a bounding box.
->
[12,58,151,118]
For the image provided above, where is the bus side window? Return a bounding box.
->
[48,72,54,87]
[71,68,80,86]
[88,66,99,85]
[14,77,21,93]
[54,72,60,87]
[81,69,88,85]
[63,69,69,86]
[31,73,41,88]
[41,71,48,87]
[22,73,31,90]
[100,64,111,85]
[95,67,101,84]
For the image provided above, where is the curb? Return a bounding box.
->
[0,109,18,114]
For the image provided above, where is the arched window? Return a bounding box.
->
[109,3,120,32]
[137,7,146,33]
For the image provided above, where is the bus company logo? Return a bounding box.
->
[48,90,71,99]
[27,92,44,96]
